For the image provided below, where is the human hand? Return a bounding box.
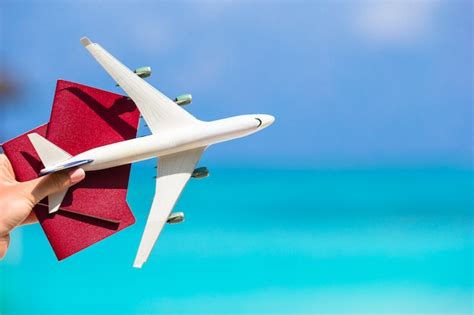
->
[0,154,85,259]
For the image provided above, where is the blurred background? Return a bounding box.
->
[0,0,472,314]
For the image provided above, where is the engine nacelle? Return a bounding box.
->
[134,66,152,79]
[167,212,184,224]
[117,66,152,86]
[174,94,192,106]
[192,167,209,179]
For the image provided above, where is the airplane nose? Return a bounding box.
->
[258,114,275,128]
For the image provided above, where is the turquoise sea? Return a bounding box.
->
[1,164,472,314]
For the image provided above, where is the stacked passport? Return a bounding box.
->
[1,80,139,260]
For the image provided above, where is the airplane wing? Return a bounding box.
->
[80,37,199,133]
[133,147,206,268]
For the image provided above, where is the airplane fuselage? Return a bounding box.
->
[55,114,272,172]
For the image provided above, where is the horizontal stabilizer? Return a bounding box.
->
[39,159,94,176]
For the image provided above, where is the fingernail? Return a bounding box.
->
[69,168,85,184]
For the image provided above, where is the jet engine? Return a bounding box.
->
[117,66,152,86]
[192,167,209,179]
[134,66,152,79]
[174,94,192,106]
[167,212,184,224]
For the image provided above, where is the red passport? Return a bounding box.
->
[1,80,140,260]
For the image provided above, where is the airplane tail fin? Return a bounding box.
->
[27,133,73,214]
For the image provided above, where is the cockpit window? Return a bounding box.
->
[255,118,262,127]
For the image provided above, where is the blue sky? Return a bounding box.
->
[0,0,472,168]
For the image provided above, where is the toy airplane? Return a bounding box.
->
[27,37,275,268]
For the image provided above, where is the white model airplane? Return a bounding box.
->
[27,37,274,268]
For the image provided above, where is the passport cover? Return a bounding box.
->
[1,80,140,260]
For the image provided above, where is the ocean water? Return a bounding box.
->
[1,164,473,314]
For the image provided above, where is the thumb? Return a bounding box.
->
[24,168,85,205]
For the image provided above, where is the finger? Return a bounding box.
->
[23,168,85,205]
[20,211,38,226]
[0,154,15,182]
[0,234,10,260]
